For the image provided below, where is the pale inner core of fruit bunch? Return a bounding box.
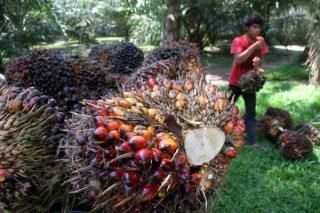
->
[184,127,225,166]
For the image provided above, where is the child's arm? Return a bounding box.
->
[234,40,264,64]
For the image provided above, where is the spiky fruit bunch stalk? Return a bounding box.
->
[88,42,144,75]
[0,85,66,212]
[239,69,266,93]
[277,131,313,159]
[294,123,320,145]
[5,49,117,111]
[61,78,245,212]
[263,107,293,142]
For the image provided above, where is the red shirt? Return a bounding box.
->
[229,34,269,86]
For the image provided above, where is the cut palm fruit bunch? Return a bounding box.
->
[88,42,144,75]
[0,85,66,212]
[61,78,245,212]
[239,69,266,94]
[277,131,313,159]
[294,123,320,145]
[263,107,293,142]
[142,40,205,79]
[5,49,117,111]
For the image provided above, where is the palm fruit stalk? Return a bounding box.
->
[5,49,116,112]
[277,131,313,159]
[294,123,320,145]
[263,107,293,142]
[61,77,246,212]
[88,42,144,75]
[0,85,66,212]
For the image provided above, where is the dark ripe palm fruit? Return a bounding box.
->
[94,116,106,127]
[150,168,167,183]
[108,169,125,182]
[144,47,181,65]
[139,184,159,202]
[93,127,108,141]
[174,154,187,170]
[118,124,133,138]
[179,168,190,182]
[160,158,174,172]
[128,136,148,150]
[56,112,65,123]
[135,148,153,166]
[158,138,178,156]
[87,189,98,200]
[183,183,193,193]
[90,154,104,167]
[123,171,139,187]
[151,148,163,165]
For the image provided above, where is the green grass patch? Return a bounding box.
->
[266,60,309,81]
[212,81,320,212]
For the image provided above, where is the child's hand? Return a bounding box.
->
[253,57,261,67]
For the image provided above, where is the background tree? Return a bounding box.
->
[162,0,182,44]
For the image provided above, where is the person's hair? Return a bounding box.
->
[243,11,264,27]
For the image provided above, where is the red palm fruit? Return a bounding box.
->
[94,116,106,127]
[217,157,229,165]
[105,146,116,158]
[141,129,153,141]
[106,130,120,144]
[184,80,195,90]
[158,138,178,155]
[190,173,202,186]
[105,120,121,131]
[150,168,167,183]
[108,169,124,181]
[116,142,133,154]
[135,148,152,166]
[155,133,171,142]
[234,139,246,149]
[151,148,162,165]
[127,159,138,168]
[224,147,237,159]
[128,136,148,150]
[123,171,139,186]
[0,168,11,182]
[175,99,186,110]
[147,77,157,89]
[183,183,193,193]
[174,154,187,170]
[104,160,119,170]
[118,124,133,138]
[139,184,159,202]
[160,158,174,172]
[119,99,132,109]
[179,168,190,182]
[111,107,125,116]
[93,127,108,140]
[172,82,183,92]
[235,121,246,137]
[223,120,235,134]
[125,132,135,141]
[168,90,179,99]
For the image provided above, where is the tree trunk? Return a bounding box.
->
[163,0,181,45]
[306,29,320,85]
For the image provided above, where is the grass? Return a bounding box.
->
[212,81,320,212]
[265,59,309,81]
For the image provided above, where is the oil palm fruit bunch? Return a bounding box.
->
[88,42,144,75]
[144,47,181,65]
[5,49,115,111]
[263,107,293,142]
[0,85,66,212]
[61,77,245,212]
[294,123,320,145]
[277,131,313,159]
[239,68,266,94]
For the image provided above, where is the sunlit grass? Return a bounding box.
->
[266,60,309,81]
[212,81,320,212]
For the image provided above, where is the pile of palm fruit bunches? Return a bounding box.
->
[261,107,320,159]
[0,85,66,212]
[60,77,246,212]
[0,39,247,212]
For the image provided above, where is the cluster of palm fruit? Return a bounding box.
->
[262,107,320,159]
[130,41,204,87]
[239,68,266,93]
[61,78,245,212]
[88,42,144,75]
[5,49,115,111]
[0,85,66,212]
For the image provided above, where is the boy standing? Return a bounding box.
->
[228,12,268,149]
